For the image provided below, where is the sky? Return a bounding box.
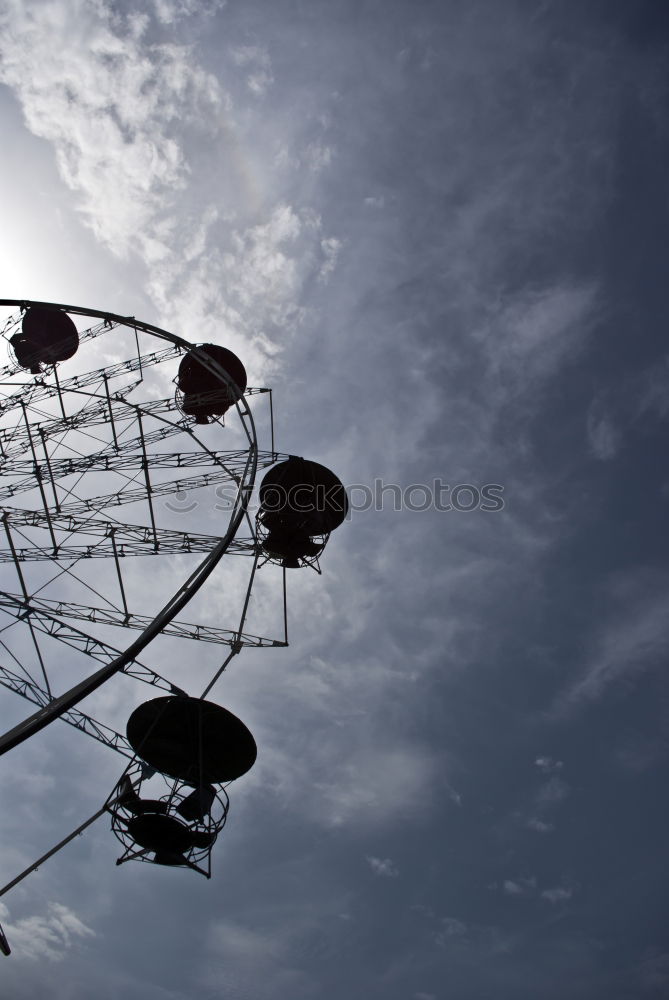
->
[0,0,669,996]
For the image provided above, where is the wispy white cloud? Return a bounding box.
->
[0,901,95,961]
[502,877,536,897]
[586,400,619,460]
[152,0,226,25]
[318,236,341,281]
[202,887,355,1000]
[366,855,399,878]
[0,0,338,381]
[541,885,575,904]
[495,876,575,905]
[0,0,224,260]
[526,817,554,834]
[639,950,669,992]
[576,354,669,462]
[435,916,467,945]
[447,786,462,807]
[479,283,600,391]
[535,776,570,806]
[146,201,335,376]
[501,761,567,835]
[229,45,274,97]
[253,736,439,831]
[556,577,669,711]
[534,756,564,774]
[637,356,669,421]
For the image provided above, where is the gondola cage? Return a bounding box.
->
[175,343,247,424]
[109,696,256,877]
[257,457,348,570]
[9,307,79,373]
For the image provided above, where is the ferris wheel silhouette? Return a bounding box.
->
[0,300,348,954]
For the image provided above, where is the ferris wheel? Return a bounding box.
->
[0,299,348,955]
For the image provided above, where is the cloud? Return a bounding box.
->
[447,786,462,806]
[526,817,554,834]
[572,354,669,464]
[435,917,467,945]
[0,0,338,382]
[535,776,570,807]
[534,756,564,774]
[255,737,439,831]
[480,283,599,390]
[556,578,669,711]
[0,901,95,961]
[639,950,669,992]
[502,877,536,897]
[501,762,566,835]
[318,236,341,281]
[541,885,575,904]
[152,0,225,25]
[229,45,274,97]
[0,0,224,260]
[586,401,619,460]
[202,887,355,1000]
[497,877,574,904]
[144,200,338,379]
[366,856,399,878]
[637,356,669,422]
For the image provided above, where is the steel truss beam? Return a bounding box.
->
[0,343,182,417]
[0,593,286,648]
[0,595,182,693]
[0,386,271,454]
[0,537,256,562]
[0,393,179,457]
[0,443,280,519]
[1,465,255,521]
[0,448,267,499]
[0,315,122,379]
[0,512,257,561]
[0,663,132,756]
